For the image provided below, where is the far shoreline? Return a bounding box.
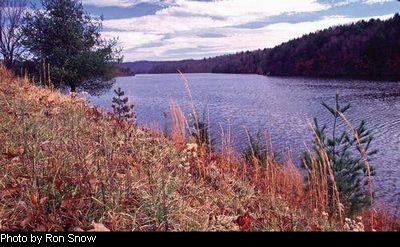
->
[116,71,400,82]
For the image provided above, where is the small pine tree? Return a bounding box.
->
[188,110,214,150]
[304,93,377,214]
[241,131,268,165]
[111,87,135,121]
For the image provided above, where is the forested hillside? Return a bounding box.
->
[122,14,400,79]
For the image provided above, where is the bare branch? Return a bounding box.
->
[0,0,28,68]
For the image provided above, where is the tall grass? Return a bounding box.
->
[338,112,375,224]
[303,121,345,224]
[169,100,187,146]
[0,64,398,231]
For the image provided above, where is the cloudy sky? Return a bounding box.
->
[33,0,399,61]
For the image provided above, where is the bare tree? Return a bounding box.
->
[0,0,27,68]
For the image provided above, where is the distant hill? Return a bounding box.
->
[121,14,400,79]
[116,65,135,77]
[122,58,223,74]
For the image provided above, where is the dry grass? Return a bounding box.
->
[0,64,398,231]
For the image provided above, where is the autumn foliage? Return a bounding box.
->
[124,14,400,79]
[0,65,398,231]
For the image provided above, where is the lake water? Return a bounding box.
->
[86,73,400,208]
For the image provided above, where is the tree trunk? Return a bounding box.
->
[70,82,76,93]
[3,56,14,70]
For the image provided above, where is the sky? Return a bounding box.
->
[31,0,399,62]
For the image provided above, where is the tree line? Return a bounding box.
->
[123,13,400,79]
[0,0,121,92]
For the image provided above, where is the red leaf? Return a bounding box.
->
[88,173,99,190]
[3,147,24,159]
[0,187,18,198]
[236,213,253,231]
[210,153,218,162]
[30,193,38,205]
[60,198,73,209]
[53,179,63,195]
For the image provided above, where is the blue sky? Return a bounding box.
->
[31,0,399,61]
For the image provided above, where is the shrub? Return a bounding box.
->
[303,93,377,215]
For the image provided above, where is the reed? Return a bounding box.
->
[303,123,345,223]
[169,99,187,145]
[338,112,375,226]
[0,64,398,231]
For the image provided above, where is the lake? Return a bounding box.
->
[86,73,400,208]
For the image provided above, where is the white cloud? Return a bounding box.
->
[162,0,329,18]
[102,31,163,50]
[94,0,396,61]
[103,0,330,34]
[363,0,392,4]
[117,13,394,61]
[82,0,134,7]
[82,0,166,7]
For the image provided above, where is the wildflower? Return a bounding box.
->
[343,218,365,231]
[11,157,20,163]
[186,143,198,151]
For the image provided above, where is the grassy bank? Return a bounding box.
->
[0,65,398,231]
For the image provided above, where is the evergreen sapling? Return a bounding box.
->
[111,87,135,122]
[304,93,377,215]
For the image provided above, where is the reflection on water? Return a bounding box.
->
[85,73,400,207]
[81,79,116,96]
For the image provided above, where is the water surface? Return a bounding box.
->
[87,73,400,207]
